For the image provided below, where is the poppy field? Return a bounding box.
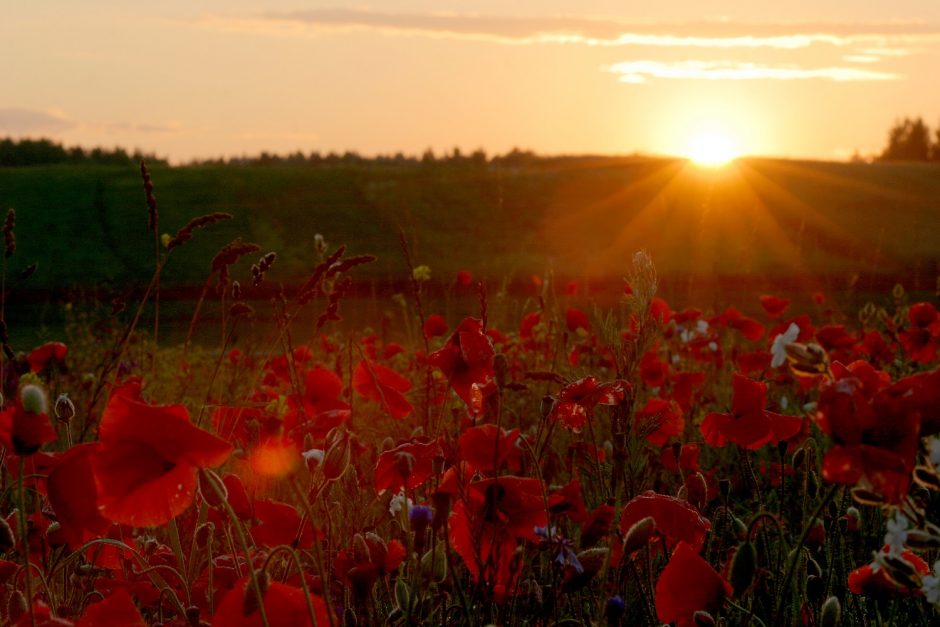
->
[0,163,939,627]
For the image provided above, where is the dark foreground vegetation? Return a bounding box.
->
[0,163,936,625]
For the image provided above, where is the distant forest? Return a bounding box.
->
[3,116,940,167]
[0,137,167,167]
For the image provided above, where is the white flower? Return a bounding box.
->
[696,320,709,335]
[389,490,413,516]
[780,396,789,410]
[923,561,940,605]
[884,510,909,558]
[929,438,940,471]
[771,323,800,368]
[708,341,718,352]
[671,354,681,364]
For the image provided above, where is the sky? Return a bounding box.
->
[3,1,940,163]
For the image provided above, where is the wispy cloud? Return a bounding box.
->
[0,107,74,134]
[187,9,940,52]
[608,60,900,82]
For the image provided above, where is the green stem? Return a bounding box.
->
[201,470,269,627]
[17,457,36,627]
[772,484,838,627]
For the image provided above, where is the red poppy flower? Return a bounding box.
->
[76,588,146,627]
[548,478,588,524]
[334,534,407,598]
[646,297,669,324]
[713,307,765,341]
[92,380,233,527]
[520,311,542,341]
[250,499,317,549]
[458,424,523,473]
[565,281,579,295]
[565,307,589,333]
[283,366,351,443]
[456,270,474,287]
[374,437,443,494]
[352,359,412,419]
[848,547,929,598]
[423,314,448,339]
[639,350,669,388]
[899,302,940,363]
[701,374,803,450]
[660,443,701,473]
[212,576,331,627]
[0,397,56,456]
[449,476,547,601]
[667,371,706,412]
[427,317,496,410]
[620,492,711,552]
[655,541,731,626]
[549,377,629,433]
[816,373,921,502]
[46,443,111,549]
[638,398,684,447]
[27,341,68,373]
[759,295,789,318]
[735,350,771,376]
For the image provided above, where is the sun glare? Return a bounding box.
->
[686,131,739,167]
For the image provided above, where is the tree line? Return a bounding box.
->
[879,117,940,162]
[0,137,167,167]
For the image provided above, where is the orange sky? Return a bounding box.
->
[3,1,940,162]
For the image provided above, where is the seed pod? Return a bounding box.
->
[729,541,757,597]
[0,516,15,553]
[821,596,841,627]
[693,611,716,627]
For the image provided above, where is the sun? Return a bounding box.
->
[686,131,740,167]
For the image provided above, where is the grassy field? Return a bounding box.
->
[0,156,937,299]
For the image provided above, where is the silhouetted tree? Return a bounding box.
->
[880,117,931,161]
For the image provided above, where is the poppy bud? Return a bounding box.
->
[784,342,829,376]
[719,479,731,501]
[199,472,228,510]
[842,506,861,532]
[20,384,47,415]
[0,516,14,553]
[732,517,747,540]
[186,605,201,627]
[821,596,841,627]
[906,529,940,550]
[242,570,270,617]
[913,466,940,492]
[805,574,824,602]
[420,544,448,583]
[540,395,554,419]
[380,437,395,452]
[7,590,26,623]
[622,516,657,555]
[605,595,625,626]
[851,487,885,506]
[493,353,509,388]
[194,523,214,549]
[431,491,451,532]
[693,611,716,627]
[352,533,371,565]
[730,541,757,597]
[685,472,708,510]
[54,394,75,424]
[323,437,350,482]
[791,447,806,470]
[806,518,826,547]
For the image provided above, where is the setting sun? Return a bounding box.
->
[686,131,740,166]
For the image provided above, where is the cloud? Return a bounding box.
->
[608,60,900,82]
[187,9,940,52]
[0,107,74,133]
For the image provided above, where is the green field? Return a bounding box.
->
[0,157,937,300]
